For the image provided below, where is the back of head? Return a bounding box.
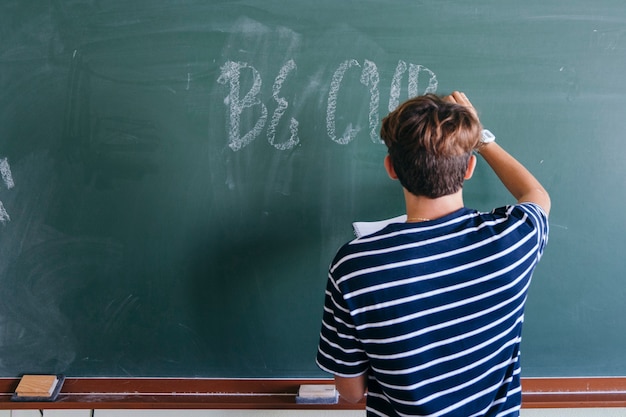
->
[380,94,481,198]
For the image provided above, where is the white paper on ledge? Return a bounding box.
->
[352,214,407,238]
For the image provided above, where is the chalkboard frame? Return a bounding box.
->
[4,0,626,381]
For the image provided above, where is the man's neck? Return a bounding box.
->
[404,188,465,222]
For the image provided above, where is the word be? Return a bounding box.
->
[0,157,15,224]
[217,59,438,152]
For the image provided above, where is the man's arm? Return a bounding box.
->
[446,91,551,216]
[477,141,551,215]
[335,373,367,403]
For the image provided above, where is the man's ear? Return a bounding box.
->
[384,155,398,179]
[465,154,477,180]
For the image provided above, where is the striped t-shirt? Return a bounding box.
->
[317,203,549,417]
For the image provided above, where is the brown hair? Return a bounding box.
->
[380,94,481,198]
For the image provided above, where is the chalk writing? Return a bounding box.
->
[360,60,381,144]
[217,61,268,152]
[389,61,438,111]
[218,59,438,151]
[267,59,299,150]
[0,157,15,224]
[327,59,361,145]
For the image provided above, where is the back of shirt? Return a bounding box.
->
[317,203,549,417]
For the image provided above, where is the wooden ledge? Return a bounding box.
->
[522,378,626,408]
[0,377,625,409]
[0,378,362,410]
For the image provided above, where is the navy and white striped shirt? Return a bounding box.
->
[317,203,549,417]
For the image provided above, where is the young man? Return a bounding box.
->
[316,91,550,416]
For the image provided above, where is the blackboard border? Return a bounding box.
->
[1,377,625,409]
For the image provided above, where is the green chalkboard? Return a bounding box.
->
[1,0,625,378]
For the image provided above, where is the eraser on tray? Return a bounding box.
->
[12,374,65,402]
[295,384,339,404]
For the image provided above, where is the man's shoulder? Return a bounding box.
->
[491,202,548,224]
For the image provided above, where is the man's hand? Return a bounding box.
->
[444,91,479,121]
[443,90,551,215]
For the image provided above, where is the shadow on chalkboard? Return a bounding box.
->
[183,211,324,376]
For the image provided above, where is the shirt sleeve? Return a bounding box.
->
[316,271,369,377]
[515,202,550,258]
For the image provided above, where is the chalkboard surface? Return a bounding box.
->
[1,0,625,378]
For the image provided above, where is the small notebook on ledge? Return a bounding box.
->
[352,214,407,238]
